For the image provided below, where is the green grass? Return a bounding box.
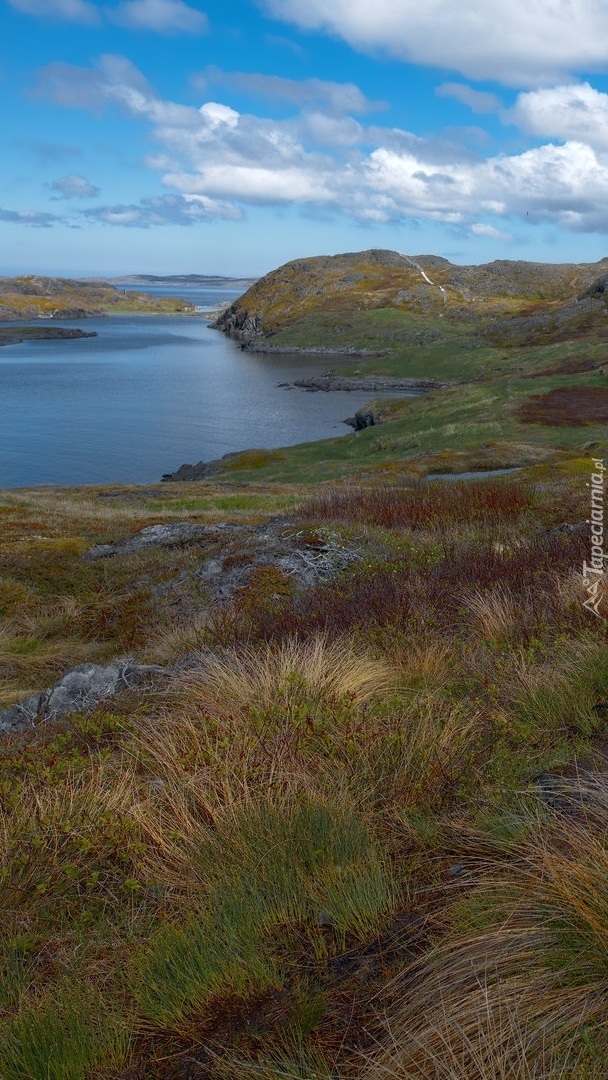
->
[0,989,131,1080]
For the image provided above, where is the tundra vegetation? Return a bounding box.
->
[0,251,607,1078]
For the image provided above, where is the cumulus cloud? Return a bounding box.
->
[258,0,608,86]
[194,68,385,115]
[7,0,100,24]
[8,0,207,33]
[510,82,608,150]
[51,173,100,198]
[110,0,207,33]
[470,223,514,240]
[84,192,240,225]
[0,206,62,227]
[30,54,608,235]
[437,83,501,114]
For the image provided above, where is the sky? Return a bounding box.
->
[5,0,608,275]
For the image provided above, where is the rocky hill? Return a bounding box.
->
[213,248,608,341]
[0,275,196,320]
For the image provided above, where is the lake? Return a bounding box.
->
[0,285,413,489]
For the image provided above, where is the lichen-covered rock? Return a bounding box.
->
[196,522,362,603]
[84,522,244,560]
[0,661,169,735]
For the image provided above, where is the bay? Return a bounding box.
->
[0,284,411,488]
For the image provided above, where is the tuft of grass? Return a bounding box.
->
[180,635,399,719]
[0,989,131,1080]
[363,777,608,1080]
[132,797,399,1032]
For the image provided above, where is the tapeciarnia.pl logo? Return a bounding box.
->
[582,457,606,618]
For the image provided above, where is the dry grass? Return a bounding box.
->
[0,468,607,1077]
[462,584,521,641]
[363,778,608,1080]
[180,635,399,719]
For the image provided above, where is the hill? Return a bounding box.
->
[0,275,196,320]
[100,273,257,288]
[213,248,608,342]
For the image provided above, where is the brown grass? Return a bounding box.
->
[363,777,608,1079]
[516,386,608,426]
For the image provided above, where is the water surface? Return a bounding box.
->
[0,286,412,488]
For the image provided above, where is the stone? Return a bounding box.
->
[84,521,244,560]
[196,520,362,603]
[545,521,587,538]
[0,660,169,736]
[344,409,382,430]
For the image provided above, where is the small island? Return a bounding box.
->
[0,325,98,347]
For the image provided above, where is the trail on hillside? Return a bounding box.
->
[399,253,448,303]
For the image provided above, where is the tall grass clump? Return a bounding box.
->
[181,635,399,719]
[0,989,131,1080]
[362,777,608,1079]
[132,798,399,1032]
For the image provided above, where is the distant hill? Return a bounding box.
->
[97,274,258,288]
[213,248,608,342]
[0,275,196,320]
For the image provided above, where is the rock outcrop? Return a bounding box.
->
[344,409,383,430]
[84,521,245,560]
[0,661,169,735]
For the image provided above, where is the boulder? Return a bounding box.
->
[0,660,169,735]
[84,521,244,560]
[344,409,383,430]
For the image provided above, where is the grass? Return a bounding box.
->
[0,468,605,1075]
[0,303,607,1074]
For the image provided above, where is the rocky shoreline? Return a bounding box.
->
[281,375,449,392]
[240,342,390,357]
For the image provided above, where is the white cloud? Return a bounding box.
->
[510,82,608,151]
[0,206,63,227]
[437,83,501,114]
[30,55,608,234]
[51,173,100,198]
[471,223,514,240]
[8,0,207,33]
[85,192,240,225]
[164,164,332,203]
[199,102,239,128]
[7,0,100,24]
[259,0,608,86]
[110,0,207,34]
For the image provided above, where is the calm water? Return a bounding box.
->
[0,285,411,488]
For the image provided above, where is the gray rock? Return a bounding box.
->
[85,521,244,560]
[344,408,383,430]
[0,660,169,735]
[196,522,362,603]
[161,451,249,483]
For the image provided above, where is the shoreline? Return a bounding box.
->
[282,375,450,392]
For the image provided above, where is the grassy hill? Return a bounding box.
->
[0,276,196,319]
[213,248,608,339]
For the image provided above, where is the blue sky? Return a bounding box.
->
[4,0,608,275]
